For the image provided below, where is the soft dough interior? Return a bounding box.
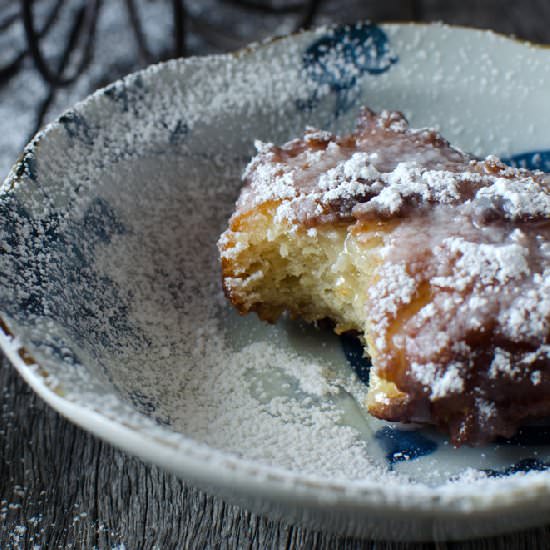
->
[220,201,407,410]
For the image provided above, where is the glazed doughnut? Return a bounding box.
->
[218,108,550,445]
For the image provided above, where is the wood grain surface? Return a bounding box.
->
[2,1,550,548]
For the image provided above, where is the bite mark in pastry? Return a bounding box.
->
[218,108,550,446]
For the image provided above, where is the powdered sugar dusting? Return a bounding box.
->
[235,109,550,228]
[410,362,465,399]
[367,262,417,353]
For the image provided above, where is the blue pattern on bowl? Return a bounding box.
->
[103,73,146,114]
[59,110,97,146]
[375,426,438,468]
[0,194,144,370]
[340,332,370,385]
[128,389,173,427]
[298,22,397,116]
[483,458,550,478]
[503,150,550,172]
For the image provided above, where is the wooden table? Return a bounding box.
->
[2,1,550,547]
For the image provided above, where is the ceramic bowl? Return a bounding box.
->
[2,23,550,541]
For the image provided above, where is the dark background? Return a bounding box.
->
[1,1,550,548]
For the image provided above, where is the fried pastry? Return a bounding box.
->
[218,108,550,445]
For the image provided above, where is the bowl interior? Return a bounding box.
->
[2,22,550,499]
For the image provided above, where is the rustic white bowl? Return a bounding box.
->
[2,23,550,541]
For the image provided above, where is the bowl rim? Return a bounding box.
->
[3,21,550,518]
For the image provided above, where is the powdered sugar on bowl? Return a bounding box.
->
[87,154,391,481]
